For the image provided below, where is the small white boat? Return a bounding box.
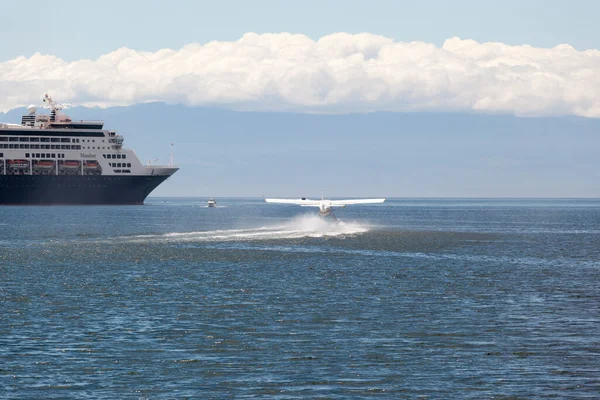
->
[207,198,217,207]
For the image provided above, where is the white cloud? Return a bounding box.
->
[1,32,600,117]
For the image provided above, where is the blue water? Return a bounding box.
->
[1,198,599,399]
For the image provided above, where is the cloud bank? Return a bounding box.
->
[1,32,599,117]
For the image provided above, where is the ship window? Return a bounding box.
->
[61,138,70,143]
[9,137,18,142]
[41,138,50,142]
[51,138,60,142]
[25,153,29,158]
[127,163,131,167]
[41,154,45,158]
[35,153,40,158]
[30,137,39,142]
[111,154,116,159]
[0,144,6,149]
[0,137,6,141]
[19,137,29,142]
[51,154,55,158]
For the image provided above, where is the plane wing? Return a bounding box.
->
[329,198,386,206]
[264,198,385,207]
[264,198,322,207]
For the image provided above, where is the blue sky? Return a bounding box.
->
[2,0,599,62]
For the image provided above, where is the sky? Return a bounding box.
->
[1,0,599,197]
[1,0,599,117]
[2,0,600,61]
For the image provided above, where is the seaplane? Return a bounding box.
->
[264,195,385,220]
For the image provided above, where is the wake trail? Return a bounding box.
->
[125,215,370,243]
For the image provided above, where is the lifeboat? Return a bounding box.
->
[35,160,55,168]
[62,160,81,169]
[83,161,99,168]
[7,159,29,168]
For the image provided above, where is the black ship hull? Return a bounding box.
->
[0,175,170,205]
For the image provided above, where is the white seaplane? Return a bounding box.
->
[265,195,385,220]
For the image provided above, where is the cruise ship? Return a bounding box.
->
[0,94,178,204]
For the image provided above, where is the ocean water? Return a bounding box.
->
[1,198,599,399]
